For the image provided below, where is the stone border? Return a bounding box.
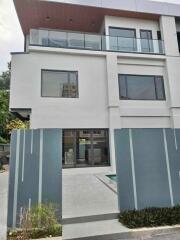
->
[95,173,117,194]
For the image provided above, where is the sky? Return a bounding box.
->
[1,0,180,74]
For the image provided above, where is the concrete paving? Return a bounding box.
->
[0,172,8,240]
[63,219,129,240]
[62,167,118,219]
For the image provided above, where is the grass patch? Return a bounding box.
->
[119,206,180,229]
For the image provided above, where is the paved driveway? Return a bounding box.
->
[0,172,8,240]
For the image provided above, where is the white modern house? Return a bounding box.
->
[10,0,180,171]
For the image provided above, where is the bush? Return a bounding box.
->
[7,204,62,239]
[119,206,180,229]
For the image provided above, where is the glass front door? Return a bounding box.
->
[63,129,109,168]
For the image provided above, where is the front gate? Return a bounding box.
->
[115,128,180,212]
[7,129,62,228]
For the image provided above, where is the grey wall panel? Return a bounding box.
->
[132,129,171,209]
[7,131,17,227]
[7,129,62,229]
[114,129,135,212]
[166,129,180,206]
[42,129,62,218]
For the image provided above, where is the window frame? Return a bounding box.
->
[118,74,166,101]
[41,69,79,98]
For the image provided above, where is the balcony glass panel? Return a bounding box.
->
[85,34,101,50]
[48,31,67,48]
[67,32,84,48]
[29,29,165,55]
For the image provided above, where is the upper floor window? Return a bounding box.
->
[118,75,166,100]
[41,70,78,98]
[140,30,153,53]
[109,27,137,52]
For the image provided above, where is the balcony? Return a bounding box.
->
[30,29,165,55]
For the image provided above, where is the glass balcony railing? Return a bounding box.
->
[29,29,165,55]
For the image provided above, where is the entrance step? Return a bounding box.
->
[62,212,119,225]
[63,219,130,240]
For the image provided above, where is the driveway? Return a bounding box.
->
[0,172,8,240]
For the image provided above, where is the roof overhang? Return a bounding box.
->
[13,0,163,36]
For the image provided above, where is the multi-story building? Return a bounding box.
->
[10,0,180,171]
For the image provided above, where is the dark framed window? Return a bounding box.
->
[41,70,78,98]
[118,75,166,100]
[177,32,180,52]
[109,27,137,52]
[140,30,154,53]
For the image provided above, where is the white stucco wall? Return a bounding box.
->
[104,16,160,40]
[10,52,109,129]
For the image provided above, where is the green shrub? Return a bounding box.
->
[119,206,180,229]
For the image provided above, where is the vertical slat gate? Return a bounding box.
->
[115,128,180,212]
[7,129,62,228]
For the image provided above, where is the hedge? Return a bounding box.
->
[119,206,180,229]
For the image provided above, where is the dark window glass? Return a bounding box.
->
[155,76,165,100]
[140,30,154,53]
[62,129,109,168]
[41,70,78,98]
[109,27,137,52]
[119,75,166,100]
[119,75,127,99]
[177,32,180,52]
[157,31,163,54]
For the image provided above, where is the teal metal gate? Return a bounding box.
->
[7,129,62,228]
[115,128,180,212]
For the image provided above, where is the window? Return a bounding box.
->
[140,30,154,53]
[41,70,78,98]
[177,32,180,52]
[119,75,166,100]
[109,27,137,52]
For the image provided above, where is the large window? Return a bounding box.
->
[109,27,137,52]
[41,70,78,98]
[119,75,166,100]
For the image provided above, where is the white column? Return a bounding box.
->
[106,54,121,172]
[160,16,179,56]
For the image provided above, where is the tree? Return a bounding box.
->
[0,62,11,90]
[0,91,10,130]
